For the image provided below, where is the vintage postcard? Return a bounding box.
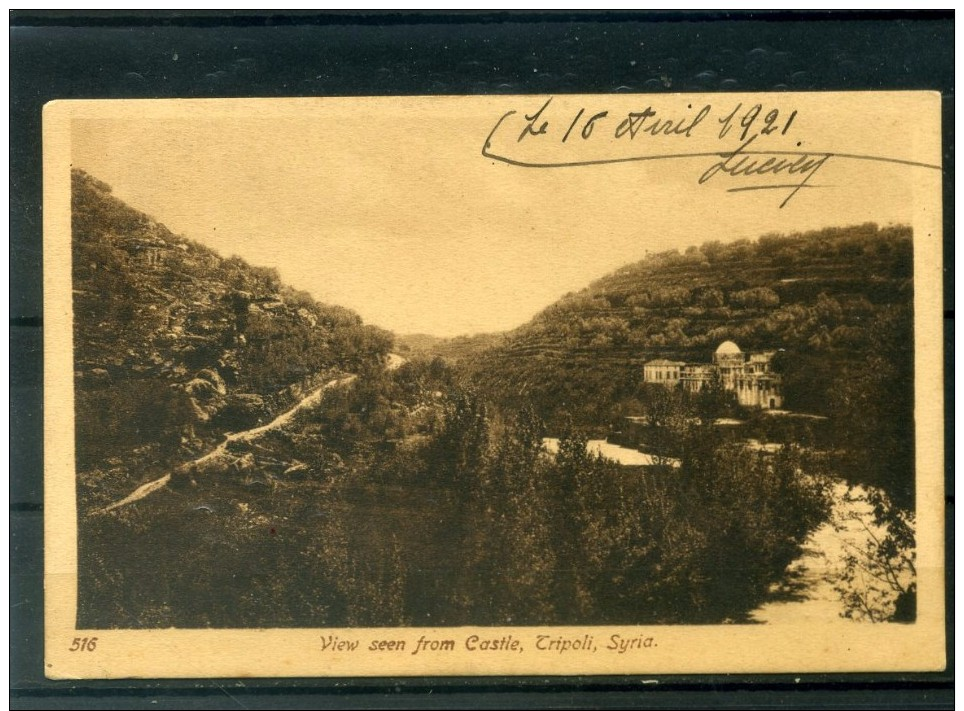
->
[43,93,945,678]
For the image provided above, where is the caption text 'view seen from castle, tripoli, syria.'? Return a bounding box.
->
[72,163,916,629]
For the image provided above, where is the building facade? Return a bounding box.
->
[643,341,783,409]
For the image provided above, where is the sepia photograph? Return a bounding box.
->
[42,93,944,678]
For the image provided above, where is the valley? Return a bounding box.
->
[72,169,916,629]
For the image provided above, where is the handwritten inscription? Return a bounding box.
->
[698,135,831,207]
[483,97,939,208]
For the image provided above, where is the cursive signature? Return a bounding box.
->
[698,134,832,208]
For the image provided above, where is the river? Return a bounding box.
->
[541,437,678,466]
[539,437,903,624]
[749,483,901,624]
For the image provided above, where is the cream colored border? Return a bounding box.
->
[43,94,945,678]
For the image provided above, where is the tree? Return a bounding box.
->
[639,383,691,462]
[464,407,556,623]
[835,488,916,622]
[729,287,780,309]
[829,305,915,509]
[694,370,737,423]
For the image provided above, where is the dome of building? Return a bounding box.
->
[715,340,742,356]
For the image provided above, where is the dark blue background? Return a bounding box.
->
[9,11,954,709]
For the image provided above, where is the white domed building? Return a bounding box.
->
[643,340,783,409]
[714,340,743,361]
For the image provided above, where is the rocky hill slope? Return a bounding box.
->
[71,169,392,483]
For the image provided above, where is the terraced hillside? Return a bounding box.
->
[464,223,914,431]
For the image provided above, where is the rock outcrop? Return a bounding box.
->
[71,168,393,473]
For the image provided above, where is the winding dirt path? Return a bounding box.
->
[91,374,356,516]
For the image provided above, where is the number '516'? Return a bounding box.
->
[69,636,97,652]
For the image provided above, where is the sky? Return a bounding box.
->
[69,95,935,337]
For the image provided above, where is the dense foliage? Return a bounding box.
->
[464,223,912,426]
[460,223,915,508]
[80,357,830,628]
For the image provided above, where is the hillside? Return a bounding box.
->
[464,223,914,429]
[71,169,392,487]
[396,331,506,362]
